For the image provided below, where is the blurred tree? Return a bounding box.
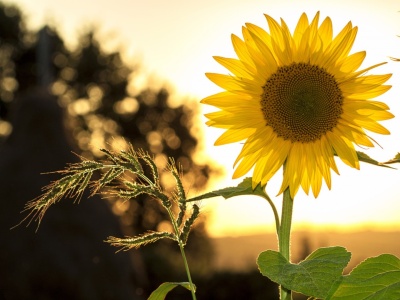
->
[0,4,141,300]
[57,29,216,295]
[0,2,24,122]
[0,1,216,298]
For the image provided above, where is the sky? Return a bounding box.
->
[4,0,400,237]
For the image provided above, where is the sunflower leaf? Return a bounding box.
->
[148,282,195,300]
[257,246,351,299]
[356,151,395,169]
[326,254,400,300]
[381,152,400,165]
[185,177,265,202]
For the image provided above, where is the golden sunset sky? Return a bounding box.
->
[5,0,400,237]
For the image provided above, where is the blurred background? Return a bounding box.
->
[0,0,399,299]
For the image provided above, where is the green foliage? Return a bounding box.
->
[258,247,351,299]
[326,254,400,300]
[356,151,396,169]
[179,204,200,246]
[258,246,400,300]
[168,158,186,202]
[107,231,176,251]
[22,158,104,224]
[24,145,200,246]
[148,282,196,300]
[21,143,400,300]
[23,145,200,299]
[382,152,400,165]
[186,177,266,202]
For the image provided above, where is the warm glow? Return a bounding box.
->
[113,97,140,115]
[0,120,12,137]
[6,0,400,237]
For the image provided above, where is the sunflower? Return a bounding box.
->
[201,12,393,198]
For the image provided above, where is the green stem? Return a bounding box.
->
[261,191,280,235]
[278,186,294,300]
[178,240,197,300]
[168,208,197,300]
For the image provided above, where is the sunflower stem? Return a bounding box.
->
[278,187,294,300]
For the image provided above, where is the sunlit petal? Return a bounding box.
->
[202,12,392,198]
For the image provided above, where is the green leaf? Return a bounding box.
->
[381,152,400,165]
[186,177,265,202]
[257,246,351,299]
[326,254,400,300]
[148,282,195,300]
[356,151,395,169]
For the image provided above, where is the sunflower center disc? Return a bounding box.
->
[261,62,343,143]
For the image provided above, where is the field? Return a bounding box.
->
[210,230,400,272]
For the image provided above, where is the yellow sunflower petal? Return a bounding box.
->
[307,12,321,53]
[341,74,392,93]
[345,62,387,80]
[347,85,391,99]
[201,91,252,107]
[353,118,391,134]
[339,51,366,74]
[326,130,359,169]
[202,12,393,198]
[233,148,263,178]
[335,121,374,147]
[318,16,333,47]
[247,29,278,74]
[215,127,257,145]
[245,22,272,45]
[342,99,390,111]
[319,134,339,175]
[313,140,333,189]
[205,73,262,94]
[213,56,254,79]
[205,110,265,128]
[293,13,309,46]
[310,167,323,198]
[242,27,274,81]
[231,34,256,71]
[322,27,357,68]
[264,14,293,64]
[280,143,305,197]
[234,127,274,164]
[253,140,290,187]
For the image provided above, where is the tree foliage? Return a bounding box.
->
[0,2,215,296]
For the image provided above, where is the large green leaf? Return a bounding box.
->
[148,282,195,300]
[326,254,400,300]
[186,177,265,202]
[257,246,351,299]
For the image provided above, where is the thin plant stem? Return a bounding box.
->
[177,239,197,300]
[278,186,294,300]
[261,191,280,235]
[167,208,197,300]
